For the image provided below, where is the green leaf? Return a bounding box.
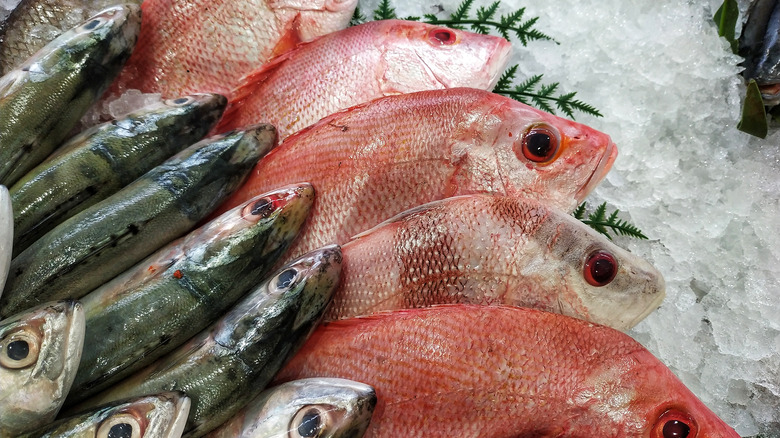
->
[373,0,397,20]
[574,202,648,240]
[713,0,739,53]
[494,70,603,119]
[572,202,587,220]
[349,6,366,27]
[451,0,475,21]
[737,79,768,139]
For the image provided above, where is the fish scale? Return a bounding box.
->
[275,305,741,437]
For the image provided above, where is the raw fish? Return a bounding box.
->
[276,305,741,438]
[0,186,11,297]
[330,194,665,330]
[218,19,512,141]
[0,300,84,436]
[215,88,617,265]
[739,0,780,104]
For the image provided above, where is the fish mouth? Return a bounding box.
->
[487,39,513,90]
[166,394,191,438]
[575,140,617,204]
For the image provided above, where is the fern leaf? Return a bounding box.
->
[373,0,397,20]
[572,202,587,220]
[574,202,648,240]
[451,0,475,21]
[514,74,543,94]
[349,6,366,27]
[494,72,602,119]
[476,1,501,22]
[494,64,518,91]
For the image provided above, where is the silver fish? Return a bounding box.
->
[0,300,85,436]
[739,0,780,104]
[0,186,11,297]
[23,392,190,438]
[70,245,343,437]
[0,4,141,186]
[205,378,376,438]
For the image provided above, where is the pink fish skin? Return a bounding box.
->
[218,19,512,141]
[275,305,741,438]
[106,0,358,99]
[329,194,665,330]
[214,88,617,265]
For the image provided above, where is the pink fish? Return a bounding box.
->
[275,305,741,438]
[214,88,617,265]
[105,0,358,99]
[329,194,665,330]
[218,19,512,141]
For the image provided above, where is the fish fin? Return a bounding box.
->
[270,14,305,58]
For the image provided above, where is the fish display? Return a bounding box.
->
[67,184,315,403]
[275,305,741,438]
[0,300,84,436]
[214,87,617,265]
[205,378,376,438]
[10,93,227,255]
[0,125,272,318]
[739,0,780,104]
[329,194,665,330]
[22,392,190,438]
[0,0,137,74]
[104,0,359,100]
[0,186,11,296]
[218,19,512,141]
[72,245,343,437]
[0,4,141,186]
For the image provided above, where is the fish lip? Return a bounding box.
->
[487,39,513,89]
[575,140,617,204]
[165,393,191,438]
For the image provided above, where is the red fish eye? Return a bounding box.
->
[519,126,560,163]
[653,410,697,438]
[583,251,617,286]
[428,28,457,45]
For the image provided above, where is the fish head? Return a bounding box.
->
[373,20,512,93]
[236,377,376,437]
[270,0,359,42]
[0,300,85,435]
[527,205,665,331]
[572,348,740,437]
[489,98,617,211]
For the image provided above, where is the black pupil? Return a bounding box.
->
[251,198,273,216]
[434,31,452,42]
[590,256,615,284]
[6,340,29,361]
[297,410,321,437]
[526,132,552,158]
[108,423,133,438]
[83,19,101,30]
[277,269,297,289]
[662,420,690,438]
[173,97,189,104]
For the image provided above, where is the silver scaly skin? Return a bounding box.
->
[739,0,780,104]
[206,378,376,438]
[0,300,85,436]
[67,183,315,403]
[0,4,141,186]
[20,392,190,438]
[0,186,11,297]
[10,93,227,255]
[69,245,343,438]
[0,124,273,318]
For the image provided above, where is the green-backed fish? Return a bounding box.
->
[0,300,85,436]
[0,125,273,318]
[67,183,314,403]
[9,93,227,255]
[24,392,190,438]
[205,378,377,438]
[71,245,342,438]
[0,186,11,297]
[0,4,141,186]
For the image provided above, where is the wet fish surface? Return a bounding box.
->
[0,4,141,186]
[10,93,227,255]
[275,304,741,438]
[0,300,84,436]
[103,0,359,100]
[0,186,11,297]
[23,392,190,438]
[214,87,617,266]
[72,245,342,437]
[0,125,272,318]
[330,194,665,330]
[739,0,780,103]
[0,0,138,74]
[205,378,376,438]
[66,184,314,403]
[218,19,512,141]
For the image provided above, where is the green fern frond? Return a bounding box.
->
[373,0,398,20]
[451,0,475,21]
[494,70,603,119]
[350,6,367,26]
[574,202,648,240]
[494,64,518,90]
[476,1,501,22]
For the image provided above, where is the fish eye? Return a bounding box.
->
[583,250,618,287]
[275,268,299,290]
[653,410,697,438]
[518,125,560,164]
[97,413,143,438]
[0,327,41,369]
[242,197,274,219]
[81,18,105,31]
[290,405,335,438]
[165,96,194,106]
[428,28,457,45]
